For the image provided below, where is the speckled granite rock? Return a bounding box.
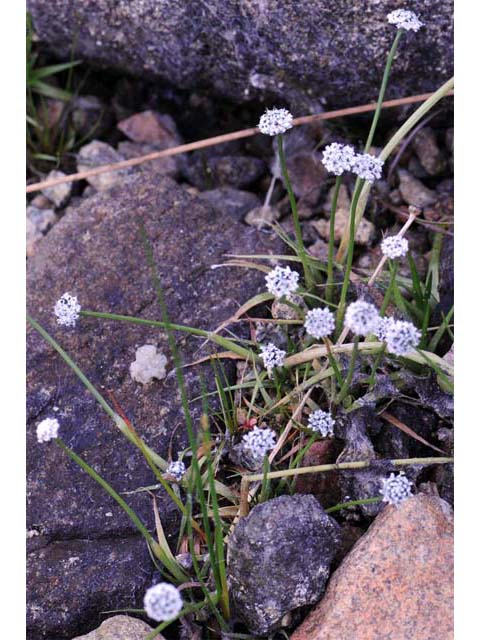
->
[72,615,153,639]
[27,1,453,111]
[227,495,341,635]
[26,173,282,639]
[292,495,453,640]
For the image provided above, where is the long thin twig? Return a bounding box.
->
[26,90,453,194]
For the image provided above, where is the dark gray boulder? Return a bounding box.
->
[26,173,283,639]
[227,495,341,635]
[27,1,453,112]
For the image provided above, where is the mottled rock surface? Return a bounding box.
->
[28,540,152,640]
[27,173,282,639]
[72,615,153,639]
[27,1,453,111]
[292,495,453,640]
[227,495,341,635]
[199,187,261,220]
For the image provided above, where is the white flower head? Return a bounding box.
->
[352,153,384,183]
[304,307,335,339]
[144,582,183,622]
[321,143,356,176]
[387,9,423,32]
[345,300,380,336]
[166,460,186,482]
[385,319,421,356]
[242,426,276,462]
[54,292,81,327]
[374,316,396,342]
[36,417,60,443]
[381,235,409,259]
[380,472,413,506]
[259,343,286,376]
[265,265,300,299]
[258,108,293,136]
[307,409,335,437]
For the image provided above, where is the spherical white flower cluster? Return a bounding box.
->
[258,108,293,136]
[36,417,60,443]
[352,153,384,183]
[345,300,380,336]
[304,307,335,339]
[380,472,413,506]
[265,265,300,299]
[166,460,186,482]
[242,426,277,462]
[143,582,183,621]
[384,319,421,356]
[374,316,396,342]
[54,292,81,327]
[321,143,356,176]
[307,409,335,437]
[381,235,409,259]
[387,9,423,32]
[259,343,286,375]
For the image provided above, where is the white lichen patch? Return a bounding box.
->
[130,345,168,385]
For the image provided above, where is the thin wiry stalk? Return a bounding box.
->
[335,336,359,404]
[56,438,188,582]
[337,77,454,262]
[185,492,226,631]
[326,176,342,303]
[335,181,365,332]
[364,29,404,152]
[277,133,313,289]
[200,411,230,619]
[326,496,382,513]
[336,29,403,266]
[27,315,168,469]
[140,224,231,620]
[80,310,256,361]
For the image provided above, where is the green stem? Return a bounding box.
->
[185,492,226,630]
[336,182,365,332]
[323,337,344,388]
[80,310,256,361]
[337,76,454,263]
[364,29,404,152]
[326,496,382,514]
[381,260,399,315]
[260,455,271,503]
[326,176,342,304]
[56,438,187,582]
[335,336,359,404]
[368,343,387,391]
[277,133,313,289]
[27,315,168,469]
[27,314,116,420]
[336,29,404,264]
[201,412,230,619]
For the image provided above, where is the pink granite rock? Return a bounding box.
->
[292,494,453,640]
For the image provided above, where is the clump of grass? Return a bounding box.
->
[26,12,101,176]
[27,7,453,637]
